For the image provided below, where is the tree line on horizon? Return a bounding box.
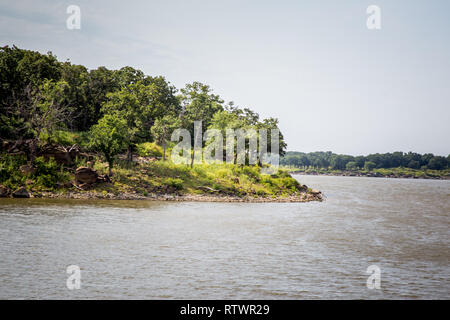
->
[0,45,286,172]
[281,151,449,171]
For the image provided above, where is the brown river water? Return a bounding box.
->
[0,175,449,299]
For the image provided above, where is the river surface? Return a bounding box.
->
[0,175,449,299]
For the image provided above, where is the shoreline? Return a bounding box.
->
[26,190,324,203]
[289,171,449,180]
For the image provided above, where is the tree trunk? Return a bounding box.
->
[127,145,133,162]
[108,161,113,176]
[163,141,166,161]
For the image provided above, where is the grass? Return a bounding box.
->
[0,152,308,198]
[136,142,163,157]
[95,161,307,198]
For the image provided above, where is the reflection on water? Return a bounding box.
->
[0,176,449,299]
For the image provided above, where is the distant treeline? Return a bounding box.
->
[281,151,449,171]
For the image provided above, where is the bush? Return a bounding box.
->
[0,154,27,188]
[42,130,91,148]
[136,142,163,157]
[163,177,183,190]
[33,156,64,188]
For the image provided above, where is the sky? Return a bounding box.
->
[1,0,449,156]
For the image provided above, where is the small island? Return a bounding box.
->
[0,46,322,203]
[0,140,322,202]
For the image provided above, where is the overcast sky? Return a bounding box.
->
[1,0,449,155]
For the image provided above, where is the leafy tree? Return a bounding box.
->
[364,161,376,171]
[101,79,179,161]
[428,156,447,170]
[3,79,71,164]
[151,115,180,161]
[89,113,128,176]
[407,160,420,169]
[179,82,224,167]
[59,62,90,130]
[0,46,63,138]
[346,161,358,171]
[84,66,121,129]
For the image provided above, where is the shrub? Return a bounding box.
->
[33,156,64,188]
[136,142,162,157]
[0,154,27,188]
[163,177,183,190]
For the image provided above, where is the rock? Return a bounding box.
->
[64,181,74,188]
[97,174,111,183]
[0,185,10,197]
[310,189,321,195]
[19,165,35,175]
[12,187,31,198]
[39,144,80,165]
[78,183,92,190]
[75,167,98,185]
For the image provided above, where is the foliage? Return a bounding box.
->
[89,113,128,175]
[0,154,69,190]
[364,161,376,171]
[151,115,180,160]
[281,151,449,171]
[136,142,163,157]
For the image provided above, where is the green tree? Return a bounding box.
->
[89,113,128,176]
[179,82,224,167]
[0,46,63,138]
[364,161,376,171]
[151,115,180,161]
[101,79,178,161]
[346,161,358,171]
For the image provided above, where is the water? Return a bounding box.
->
[0,175,449,299]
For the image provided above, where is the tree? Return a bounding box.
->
[101,79,179,161]
[89,113,128,176]
[3,80,71,164]
[59,62,90,131]
[179,82,224,167]
[428,156,447,170]
[407,160,420,169]
[151,115,180,161]
[364,161,376,171]
[0,46,63,138]
[346,161,358,171]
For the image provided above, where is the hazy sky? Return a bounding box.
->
[1,0,449,155]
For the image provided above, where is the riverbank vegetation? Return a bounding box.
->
[281,151,450,179]
[0,152,320,201]
[0,45,320,201]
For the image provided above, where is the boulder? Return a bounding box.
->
[0,185,10,197]
[75,167,98,185]
[12,187,31,198]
